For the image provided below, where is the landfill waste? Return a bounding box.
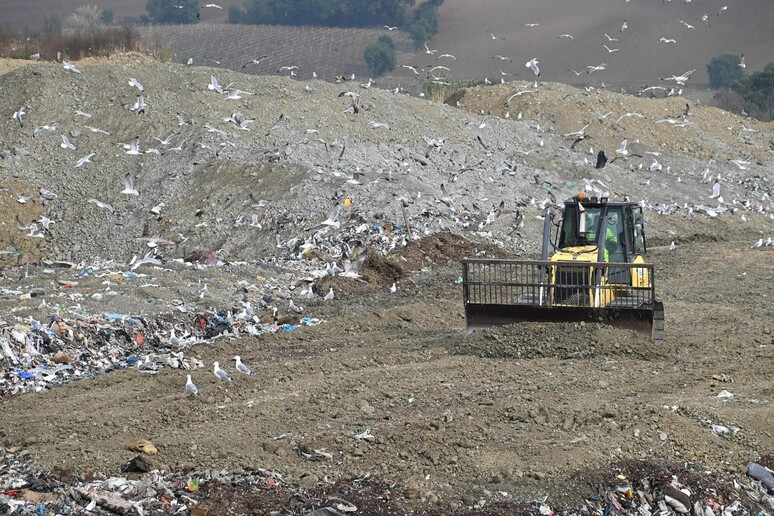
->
[1,445,773,515]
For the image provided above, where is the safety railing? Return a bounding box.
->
[462,259,655,310]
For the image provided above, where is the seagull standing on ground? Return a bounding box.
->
[213,361,233,381]
[324,287,335,301]
[710,180,721,199]
[234,356,253,375]
[186,374,198,395]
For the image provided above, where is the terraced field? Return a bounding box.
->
[140,23,415,86]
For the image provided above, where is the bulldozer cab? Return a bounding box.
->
[557,198,647,263]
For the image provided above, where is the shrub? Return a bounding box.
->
[364,37,396,76]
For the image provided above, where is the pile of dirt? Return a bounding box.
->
[453,321,665,360]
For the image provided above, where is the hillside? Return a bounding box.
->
[0,57,773,513]
[0,56,771,265]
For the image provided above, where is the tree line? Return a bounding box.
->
[708,54,774,121]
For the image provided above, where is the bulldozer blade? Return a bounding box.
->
[465,302,664,345]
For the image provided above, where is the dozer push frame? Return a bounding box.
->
[462,195,665,344]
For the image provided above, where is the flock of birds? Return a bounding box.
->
[183,355,251,396]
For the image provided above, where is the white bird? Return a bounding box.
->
[679,20,695,29]
[383,25,397,30]
[126,136,141,155]
[669,241,676,251]
[661,68,695,85]
[213,361,232,381]
[129,95,146,113]
[613,112,644,125]
[60,134,76,150]
[438,53,456,60]
[205,3,223,8]
[226,87,251,100]
[557,34,574,40]
[32,122,57,138]
[424,43,437,55]
[309,203,341,233]
[526,58,540,77]
[234,356,253,375]
[324,287,335,301]
[63,59,82,73]
[38,215,54,230]
[75,151,96,168]
[739,54,746,69]
[187,57,193,65]
[87,198,114,214]
[288,299,303,314]
[751,238,763,249]
[12,106,25,127]
[208,74,223,93]
[710,180,721,199]
[122,173,139,196]
[616,138,629,156]
[128,77,144,91]
[84,125,110,135]
[401,64,420,75]
[603,44,620,53]
[389,282,397,294]
[186,374,198,395]
[659,37,677,44]
[604,33,618,42]
[620,20,628,32]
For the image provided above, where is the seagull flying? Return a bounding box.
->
[63,59,82,73]
[526,58,540,77]
[128,77,144,91]
[75,151,96,168]
[309,203,341,232]
[12,106,25,127]
[242,55,268,68]
[126,136,141,155]
[603,44,620,53]
[122,173,139,196]
[87,198,114,214]
[32,122,57,138]
[60,134,76,150]
[616,138,629,156]
[213,361,232,381]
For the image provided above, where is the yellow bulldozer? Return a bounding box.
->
[462,194,665,344]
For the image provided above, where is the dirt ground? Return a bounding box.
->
[1,51,773,513]
[0,232,772,513]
